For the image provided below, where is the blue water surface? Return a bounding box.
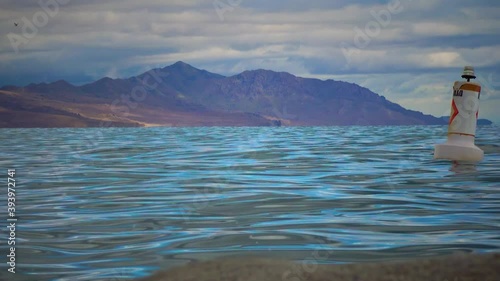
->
[0,125,499,281]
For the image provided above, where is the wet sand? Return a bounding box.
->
[137,252,499,281]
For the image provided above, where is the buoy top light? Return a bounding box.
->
[461,66,476,81]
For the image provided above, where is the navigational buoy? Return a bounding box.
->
[434,66,483,162]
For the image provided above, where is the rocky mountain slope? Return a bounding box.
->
[0,61,447,128]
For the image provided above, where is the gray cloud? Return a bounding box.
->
[0,0,498,121]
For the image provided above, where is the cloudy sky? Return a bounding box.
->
[1,0,499,122]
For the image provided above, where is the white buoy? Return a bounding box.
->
[434,66,483,162]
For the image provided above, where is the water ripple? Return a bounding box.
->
[0,125,499,280]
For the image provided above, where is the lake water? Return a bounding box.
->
[0,126,499,281]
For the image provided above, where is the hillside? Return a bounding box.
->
[0,61,446,128]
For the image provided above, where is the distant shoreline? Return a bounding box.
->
[0,123,496,129]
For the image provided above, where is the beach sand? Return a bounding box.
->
[136,252,500,281]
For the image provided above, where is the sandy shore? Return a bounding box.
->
[136,252,500,281]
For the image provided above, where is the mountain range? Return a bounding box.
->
[0,61,488,128]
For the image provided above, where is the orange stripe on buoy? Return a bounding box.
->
[449,100,459,125]
[459,84,481,92]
